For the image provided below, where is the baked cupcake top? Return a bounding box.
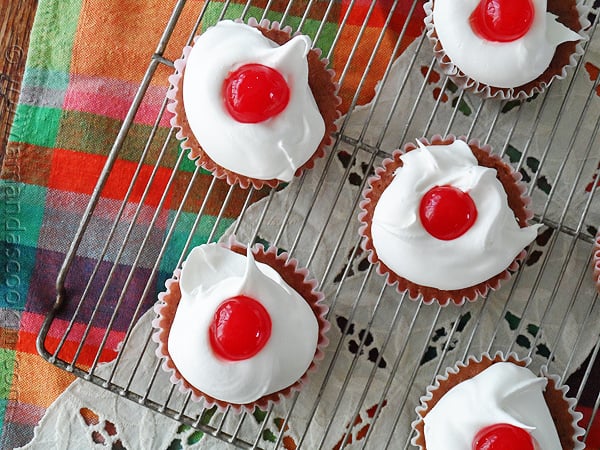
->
[182,20,325,182]
[430,0,582,88]
[368,139,541,291]
[167,243,319,404]
[423,362,562,450]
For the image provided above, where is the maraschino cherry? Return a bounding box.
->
[469,0,535,43]
[419,185,477,240]
[223,63,290,123]
[209,295,272,361]
[473,423,536,450]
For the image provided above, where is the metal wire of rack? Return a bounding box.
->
[37,0,600,448]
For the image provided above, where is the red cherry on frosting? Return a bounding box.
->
[473,423,536,450]
[223,63,290,123]
[469,0,535,43]
[419,185,478,241]
[209,295,272,361]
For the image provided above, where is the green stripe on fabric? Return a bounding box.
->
[55,110,178,167]
[179,150,198,173]
[21,67,70,91]
[9,104,61,148]
[1,161,54,313]
[0,347,16,438]
[0,244,36,311]
[201,4,337,58]
[159,210,234,273]
[300,20,337,58]
[0,348,15,433]
[25,0,83,73]
[176,146,212,175]
[0,349,16,399]
[1,182,47,249]
[0,398,7,439]
[56,111,214,174]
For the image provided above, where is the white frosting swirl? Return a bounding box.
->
[371,140,541,290]
[183,20,325,182]
[424,362,562,450]
[168,244,319,404]
[432,0,582,88]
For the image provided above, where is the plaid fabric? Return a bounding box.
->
[0,0,428,447]
[2,0,600,448]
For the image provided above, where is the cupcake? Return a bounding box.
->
[412,353,585,450]
[423,0,588,99]
[358,135,541,306]
[152,240,329,413]
[167,18,340,190]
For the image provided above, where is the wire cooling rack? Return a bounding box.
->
[38,0,600,448]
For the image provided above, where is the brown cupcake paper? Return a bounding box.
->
[358,135,536,306]
[152,239,330,414]
[593,230,600,292]
[166,17,341,190]
[412,352,585,450]
[423,0,589,101]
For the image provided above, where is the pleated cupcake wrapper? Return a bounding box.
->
[151,238,330,414]
[423,0,590,101]
[593,231,600,292]
[166,17,341,190]
[411,351,585,450]
[357,134,536,306]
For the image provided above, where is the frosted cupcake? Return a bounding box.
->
[358,135,541,305]
[423,0,588,99]
[412,353,585,450]
[167,19,340,189]
[152,240,329,413]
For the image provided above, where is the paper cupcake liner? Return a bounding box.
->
[593,230,600,292]
[412,352,585,450]
[423,0,590,101]
[166,17,341,190]
[357,135,536,306]
[152,239,330,414]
